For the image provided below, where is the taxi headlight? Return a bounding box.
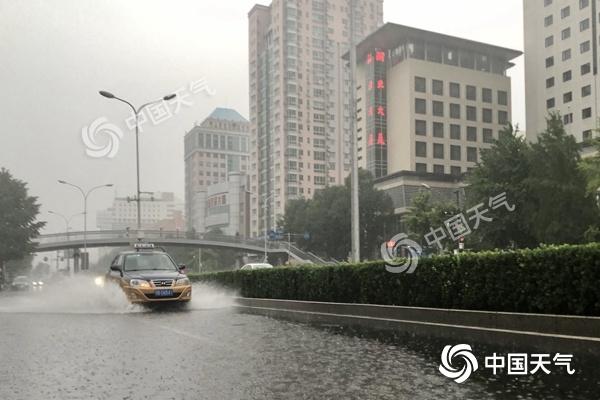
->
[175,278,190,286]
[94,277,105,287]
[129,279,151,288]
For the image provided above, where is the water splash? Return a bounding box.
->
[0,275,141,314]
[188,283,237,310]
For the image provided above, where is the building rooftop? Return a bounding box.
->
[206,108,249,123]
[346,23,522,64]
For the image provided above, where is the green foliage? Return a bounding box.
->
[467,117,599,249]
[190,243,600,316]
[281,169,393,260]
[404,191,459,251]
[0,168,45,276]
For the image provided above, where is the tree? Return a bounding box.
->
[466,116,598,249]
[0,168,45,280]
[466,124,538,249]
[282,169,393,260]
[404,191,459,252]
[526,114,597,244]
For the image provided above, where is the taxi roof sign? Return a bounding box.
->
[134,243,155,249]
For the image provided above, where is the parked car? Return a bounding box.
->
[240,263,274,271]
[11,276,30,291]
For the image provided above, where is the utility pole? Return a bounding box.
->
[349,0,360,262]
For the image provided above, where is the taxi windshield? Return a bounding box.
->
[123,253,177,272]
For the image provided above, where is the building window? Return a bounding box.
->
[482,88,492,103]
[580,0,589,9]
[432,101,444,117]
[450,145,461,161]
[483,128,494,143]
[415,76,426,93]
[433,164,445,174]
[432,79,444,96]
[546,77,555,88]
[582,84,592,97]
[564,113,573,125]
[467,126,477,142]
[563,92,573,103]
[449,82,461,98]
[583,130,593,141]
[582,107,592,119]
[433,143,444,159]
[416,163,427,173]
[467,147,478,163]
[563,70,572,82]
[580,18,590,31]
[545,0,553,6]
[416,120,427,136]
[498,90,508,106]
[581,63,591,75]
[547,98,555,109]
[545,35,554,47]
[482,108,493,123]
[415,141,427,157]
[466,85,476,101]
[562,49,571,61]
[466,106,477,121]
[450,124,461,140]
[450,103,461,119]
[450,166,462,177]
[580,41,590,54]
[560,6,570,19]
[498,111,508,125]
[433,122,444,138]
[544,15,553,27]
[415,98,427,114]
[561,27,571,40]
[545,57,554,68]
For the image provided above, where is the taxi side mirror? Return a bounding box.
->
[110,265,122,276]
[178,264,186,272]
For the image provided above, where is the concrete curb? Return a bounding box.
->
[234,298,600,356]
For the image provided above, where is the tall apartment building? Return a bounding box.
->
[353,23,521,212]
[184,108,250,230]
[248,0,383,237]
[524,0,600,142]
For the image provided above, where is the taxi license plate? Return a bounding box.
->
[155,289,174,297]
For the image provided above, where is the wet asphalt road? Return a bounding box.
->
[0,282,597,400]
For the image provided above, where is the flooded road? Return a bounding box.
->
[0,281,597,399]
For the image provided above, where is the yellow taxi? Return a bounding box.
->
[104,244,192,304]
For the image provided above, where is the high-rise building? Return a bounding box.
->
[184,108,250,230]
[96,192,185,231]
[248,0,384,237]
[524,0,600,143]
[352,23,521,212]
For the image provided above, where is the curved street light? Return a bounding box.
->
[99,90,176,230]
[58,180,113,270]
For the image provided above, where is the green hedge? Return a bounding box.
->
[189,243,600,316]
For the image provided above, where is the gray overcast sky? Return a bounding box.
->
[0,0,524,234]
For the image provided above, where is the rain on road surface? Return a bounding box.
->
[0,278,596,400]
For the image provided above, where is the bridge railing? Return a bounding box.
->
[34,230,282,249]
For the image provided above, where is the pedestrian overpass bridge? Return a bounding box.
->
[32,230,330,265]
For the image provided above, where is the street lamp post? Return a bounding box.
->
[58,180,113,270]
[261,194,274,263]
[99,90,176,230]
[48,211,83,272]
